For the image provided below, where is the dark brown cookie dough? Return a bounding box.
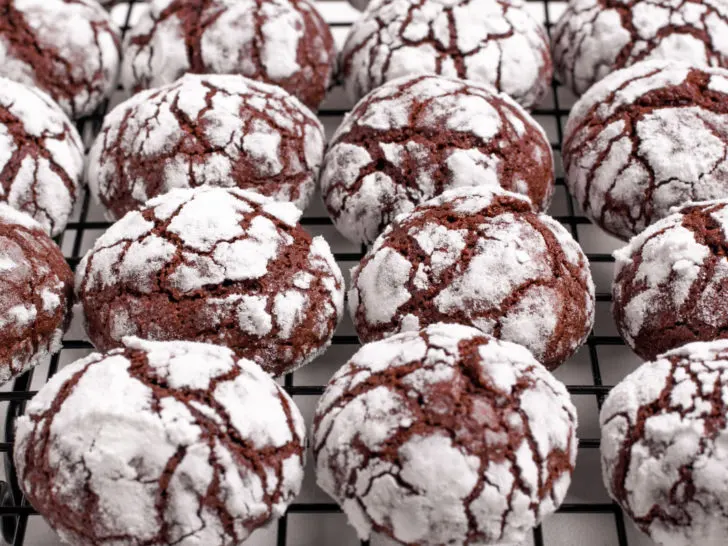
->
[601,340,728,546]
[321,74,555,245]
[563,60,728,241]
[76,186,345,377]
[349,186,595,370]
[120,0,336,110]
[314,323,578,545]
[15,337,306,545]
[553,0,728,96]
[0,205,72,385]
[87,74,325,220]
[0,0,121,119]
[612,199,728,361]
[340,0,552,109]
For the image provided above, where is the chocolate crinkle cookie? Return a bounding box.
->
[0,77,84,236]
[349,186,595,371]
[612,199,728,361]
[563,60,728,241]
[340,0,552,109]
[553,0,728,97]
[87,74,325,220]
[121,0,336,110]
[321,74,555,245]
[601,340,728,546]
[0,0,121,119]
[15,337,306,546]
[76,186,345,377]
[314,323,578,545]
[0,205,72,386]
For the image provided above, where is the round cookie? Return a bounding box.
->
[0,205,72,385]
[0,0,121,119]
[314,322,578,545]
[563,60,728,241]
[0,77,84,236]
[121,0,336,110]
[340,0,552,109]
[88,74,325,220]
[76,186,345,377]
[601,339,728,546]
[612,199,728,361]
[15,337,306,546]
[553,0,728,97]
[349,186,595,371]
[321,74,555,245]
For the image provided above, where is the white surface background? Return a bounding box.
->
[3,1,655,545]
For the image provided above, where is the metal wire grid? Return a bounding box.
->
[0,0,637,544]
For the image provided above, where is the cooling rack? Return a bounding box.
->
[0,0,652,544]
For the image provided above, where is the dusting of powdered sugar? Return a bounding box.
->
[14,337,306,545]
[349,186,595,370]
[563,61,728,241]
[0,0,121,119]
[601,339,728,546]
[553,0,728,96]
[87,73,325,220]
[314,323,577,545]
[612,199,728,359]
[120,0,335,109]
[340,0,552,109]
[0,77,84,236]
[76,186,345,376]
[321,74,554,245]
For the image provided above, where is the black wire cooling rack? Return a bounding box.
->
[0,0,636,544]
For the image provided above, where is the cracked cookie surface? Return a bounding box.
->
[121,0,336,110]
[15,337,306,546]
[76,186,345,377]
[563,60,728,241]
[313,322,578,545]
[553,0,728,97]
[340,0,552,109]
[613,199,728,360]
[87,74,325,220]
[0,205,72,386]
[321,74,555,245]
[0,0,121,119]
[0,77,84,236]
[601,339,728,546]
[349,186,595,370]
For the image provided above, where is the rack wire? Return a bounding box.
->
[0,0,640,544]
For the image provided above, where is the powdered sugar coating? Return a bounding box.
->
[0,77,84,236]
[76,186,345,377]
[349,186,595,370]
[0,204,72,385]
[601,339,728,546]
[314,323,577,545]
[321,74,555,245]
[121,0,336,110]
[563,60,728,241]
[553,0,728,96]
[340,0,552,109]
[15,337,306,546]
[87,74,325,220]
[0,0,121,119]
[612,199,728,360]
